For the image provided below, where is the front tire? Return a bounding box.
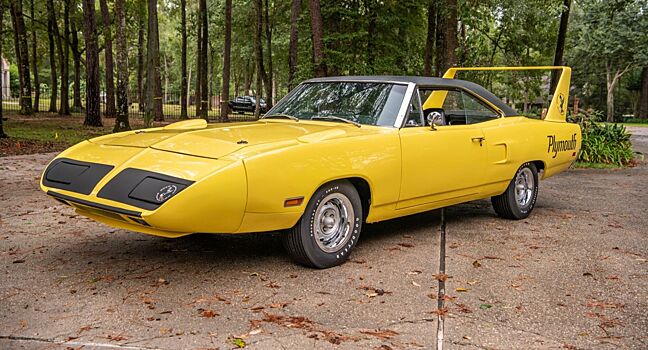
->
[491,162,539,220]
[283,180,362,268]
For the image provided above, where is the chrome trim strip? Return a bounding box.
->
[394,82,416,128]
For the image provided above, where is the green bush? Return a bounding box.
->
[570,111,635,166]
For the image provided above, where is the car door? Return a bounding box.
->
[397,89,488,209]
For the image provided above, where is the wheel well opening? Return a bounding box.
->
[347,177,371,221]
[531,160,545,174]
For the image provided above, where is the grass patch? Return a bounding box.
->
[618,123,648,128]
[574,161,624,169]
[1,113,154,156]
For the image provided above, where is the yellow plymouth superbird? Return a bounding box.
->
[41,67,580,268]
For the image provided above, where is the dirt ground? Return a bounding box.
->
[1,128,647,349]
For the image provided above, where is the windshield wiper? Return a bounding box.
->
[262,113,299,121]
[311,116,361,128]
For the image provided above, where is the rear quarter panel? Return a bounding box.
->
[481,117,581,194]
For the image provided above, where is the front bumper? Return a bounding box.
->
[41,145,248,235]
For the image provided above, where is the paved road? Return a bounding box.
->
[1,128,647,349]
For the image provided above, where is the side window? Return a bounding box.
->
[404,90,424,127]
[461,92,499,124]
[420,89,500,126]
[441,90,465,125]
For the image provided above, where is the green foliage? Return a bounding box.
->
[572,111,635,166]
[566,0,648,116]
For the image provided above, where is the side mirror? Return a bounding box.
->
[425,108,446,128]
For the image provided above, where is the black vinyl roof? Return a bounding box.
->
[304,76,519,117]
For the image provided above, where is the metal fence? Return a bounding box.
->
[1,89,259,122]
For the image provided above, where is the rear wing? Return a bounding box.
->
[442,66,572,122]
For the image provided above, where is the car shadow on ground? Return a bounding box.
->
[41,199,498,278]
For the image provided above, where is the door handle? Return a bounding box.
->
[471,137,485,146]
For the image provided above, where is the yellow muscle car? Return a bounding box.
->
[40,67,580,268]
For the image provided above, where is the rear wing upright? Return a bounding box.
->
[442,66,572,122]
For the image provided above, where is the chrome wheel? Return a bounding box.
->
[313,193,355,253]
[514,168,535,208]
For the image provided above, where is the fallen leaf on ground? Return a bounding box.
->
[407,270,422,275]
[586,299,624,309]
[200,309,219,318]
[397,243,414,248]
[360,329,398,339]
[412,281,421,287]
[269,302,288,309]
[455,287,468,292]
[454,303,472,313]
[479,304,492,309]
[433,273,449,282]
[467,280,478,285]
[265,282,281,288]
[434,308,449,317]
[231,338,246,348]
[472,260,481,268]
[440,295,456,302]
[106,334,128,341]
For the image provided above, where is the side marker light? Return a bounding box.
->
[284,197,304,207]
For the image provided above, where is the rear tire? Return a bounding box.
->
[283,180,362,269]
[491,162,538,220]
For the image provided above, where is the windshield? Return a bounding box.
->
[267,82,408,127]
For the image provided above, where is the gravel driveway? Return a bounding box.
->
[1,128,646,349]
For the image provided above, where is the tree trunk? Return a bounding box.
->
[46,0,58,113]
[435,0,458,77]
[179,0,188,119]
[263,0,273,108]
[199,0,208,119]
[59,0,70,115]
[0,4,5,138]
[287,0,300,90]
[195,0,203,116]
[638,67,648,119]
[146,0,163,121]
[10,0,33,115]
[30,0,40,112]
[82,0,101,126]
[366,2,376,74]
[220,0,232,121]
[100,0,116,118]
[244,59,254,95]
[550,0,571,94]
[71,20,83,110]
[163,54,168,104]
[187,65,192,106]
[137,1,145,112]
[308,0,326,77]
[254,0,264,117]
[114,0,130,132]
[424,1,436,76]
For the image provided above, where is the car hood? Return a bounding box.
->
[89,120,376,159]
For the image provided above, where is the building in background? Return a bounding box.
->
[1,57,10,98]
